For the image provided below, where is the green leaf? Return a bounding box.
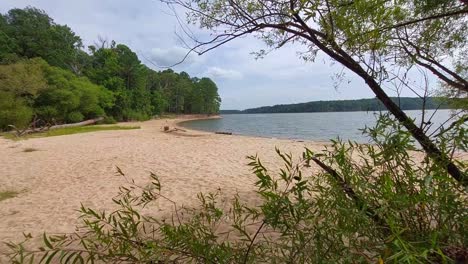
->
[43,233,53,249]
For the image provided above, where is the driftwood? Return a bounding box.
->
[215,131,232,135]
[163,127,187,133]
[9,117,104,137]
[48,117,104,130]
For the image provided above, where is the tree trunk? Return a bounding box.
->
[46,117,104,130]
[295,20,466,186]
[11,117,105,136]
[354,68,466,186]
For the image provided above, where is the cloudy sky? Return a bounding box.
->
[1,0,422,110]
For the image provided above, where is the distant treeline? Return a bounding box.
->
[0,7,221,131]
[221,97,454,114]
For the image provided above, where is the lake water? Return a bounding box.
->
[180,110,459,143]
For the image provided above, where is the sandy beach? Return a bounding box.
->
[0,116,329,256]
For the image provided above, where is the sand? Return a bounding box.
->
[0,116,330,257]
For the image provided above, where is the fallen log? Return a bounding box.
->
[164,127,187,133]
[9,117,104,136]
[47,117,104,130]
[215,131,232,135]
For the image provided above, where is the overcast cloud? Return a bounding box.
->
[0,0,425,109]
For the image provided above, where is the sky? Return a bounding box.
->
[0,0,425,110]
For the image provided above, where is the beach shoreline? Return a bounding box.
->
[0,116,329,257]
[0,115,465,260]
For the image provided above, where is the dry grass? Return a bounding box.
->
[2,125,140,140]
[0,191,19,202]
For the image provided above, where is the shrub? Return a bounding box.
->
[35,64,113,124]
[0,58,114,128]
[0,58,48,99]
[122,109,150,121]
[66,111,84,123]
[100,116,117,124]
[0,91,33,131]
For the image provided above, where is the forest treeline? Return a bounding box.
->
[223,97,455,114]
[0,7,221,131]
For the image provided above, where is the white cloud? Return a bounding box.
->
[204,67,243,80]
[147,47,204,68]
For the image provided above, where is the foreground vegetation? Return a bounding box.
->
[0,7,221,132]
[1,125,140,140]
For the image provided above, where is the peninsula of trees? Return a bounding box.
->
[221,97,454,114]
[0,7,221,131]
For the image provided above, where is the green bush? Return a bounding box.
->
[0,91,33,131]
[122,109,151,122]
[37,63,113,124]
[100,116,117,124]
[0,58,115,130]
[66,111,84,123]
[0,58,48,99]
[6,114,467,263]
[35,88,80,123]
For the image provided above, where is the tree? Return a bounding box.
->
[165,0,467,186]
[199,77,221,114]
[0,58,48,100]
[85,43,152,121]
[158,69,183,113]
[36,62,114,124]
[0,7,82,70]
[0,14,19,63]
[0,58,114,129]
[83,41,221,119]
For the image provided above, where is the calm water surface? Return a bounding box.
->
[181,110,459,143]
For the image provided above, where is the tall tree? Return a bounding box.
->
[197,77,221,114]
[166,0,467,186]
[85,43,154,120]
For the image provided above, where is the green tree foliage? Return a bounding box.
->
[0,58,46,130]
[84,43,221,121]
[0,58,114,127]
[0,7,82,70]
[0,58,48,100]
[0,91,33,130]
[194,77,221,114]
[85,43,150,121]
[35,62,114,124]
[0,7,221,130]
